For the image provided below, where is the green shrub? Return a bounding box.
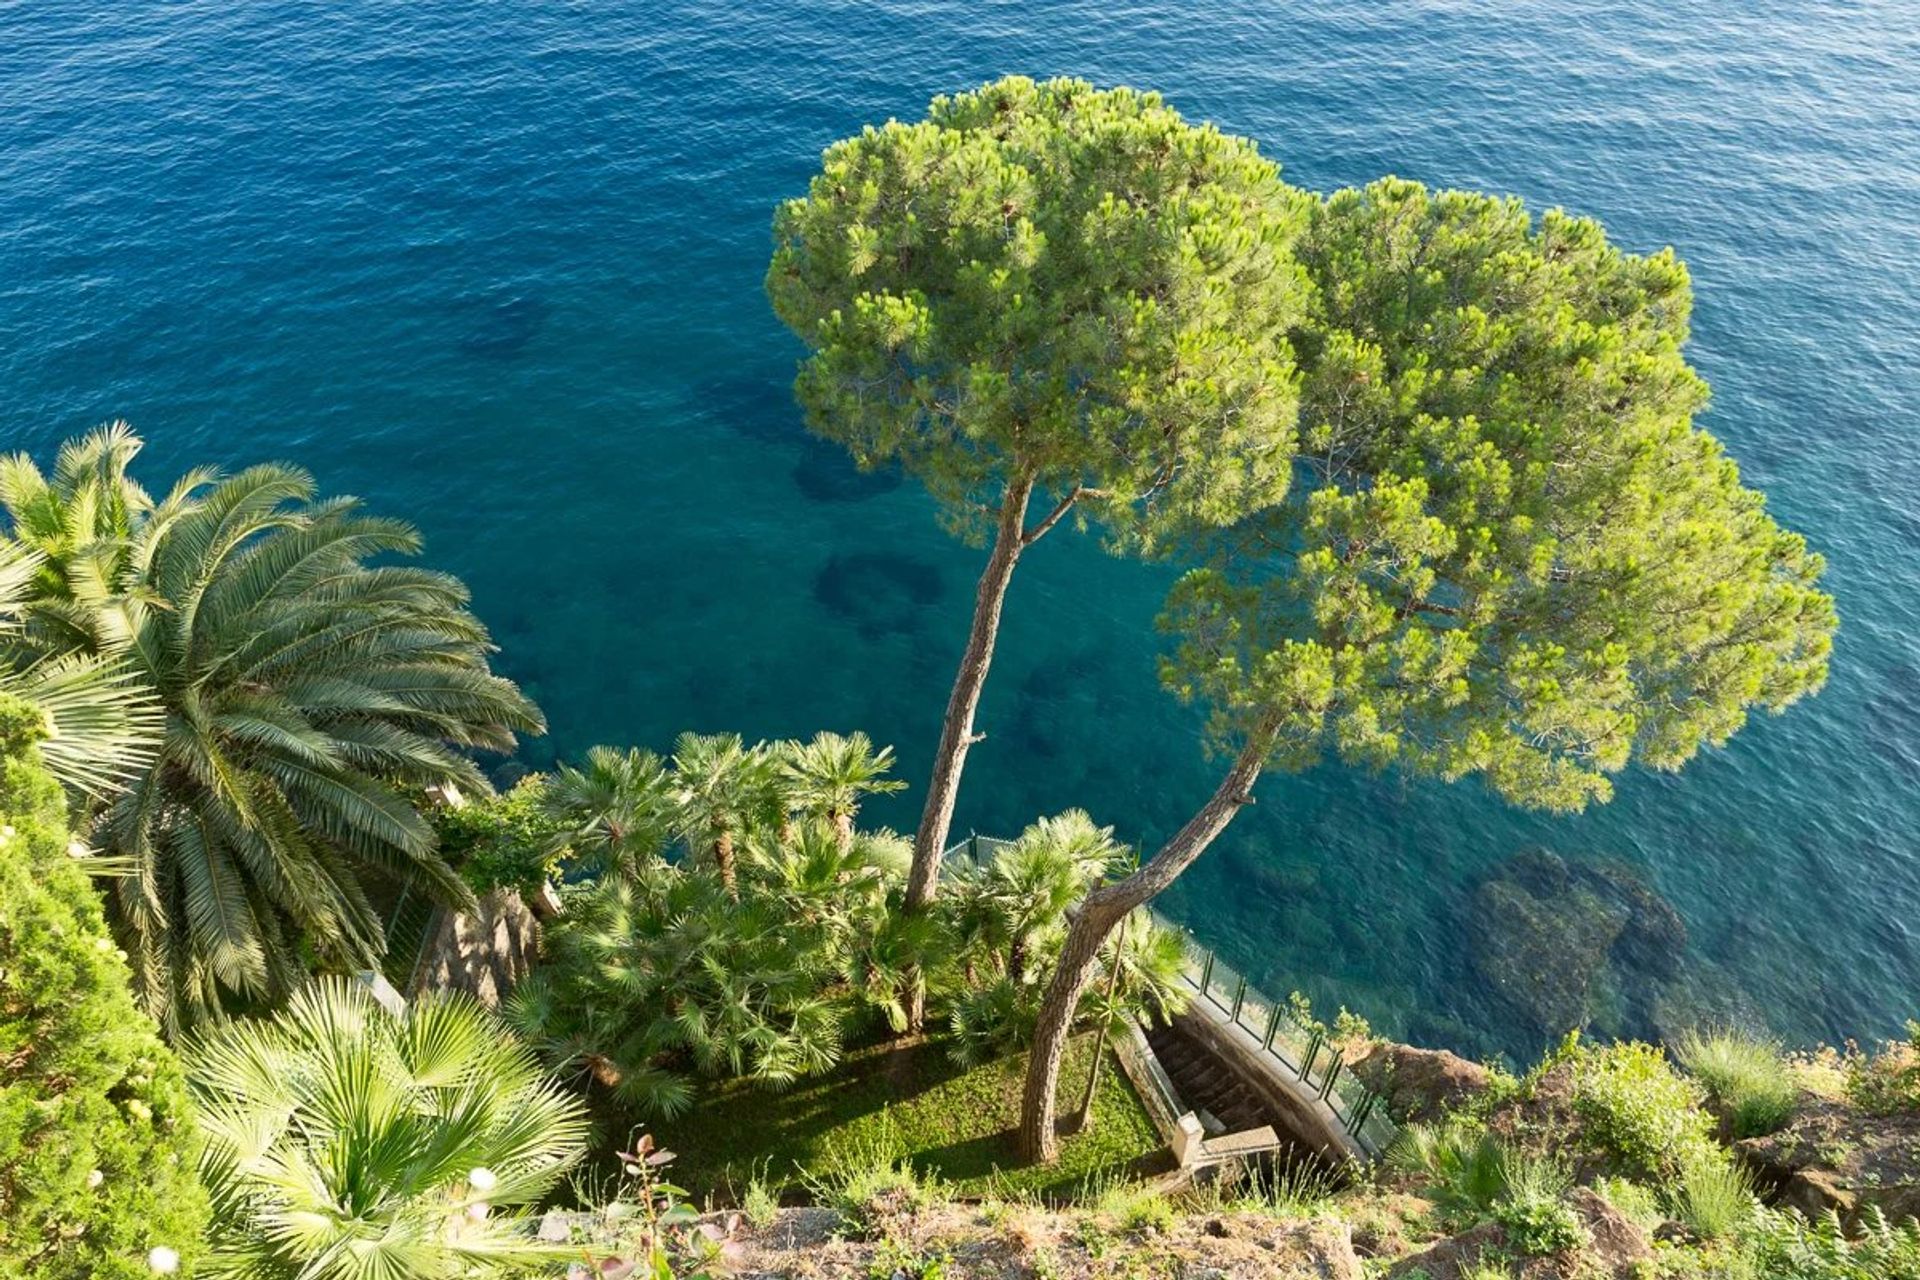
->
[1842,1023,1920,1115]
[1570,1041,1715,1178]
[1390,1117,1510,1223]
[1489,1154,1585,1257]
[1492,1194,1587,1257]
[742,1168,780,1229]
[1092,1179,1176,1235]
[1745,1206,1920,1279]
[0,698,208,1280]
[429,774,569,895]
[1674,1028,1798,1137]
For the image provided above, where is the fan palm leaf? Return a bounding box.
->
[192,977,588,1280]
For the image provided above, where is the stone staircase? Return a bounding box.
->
[1144,1018,1273,1137]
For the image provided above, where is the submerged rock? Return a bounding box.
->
[1471,861,1629,1039]
[1469,849,1695,1042]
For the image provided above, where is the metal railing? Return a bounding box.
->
[947,834,1399,1159]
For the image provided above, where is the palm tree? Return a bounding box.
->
[543,744,679,877]
[0,438,164,794]
[777,730,906,848]
[0,428,543,1031]
[1071,911,1190,1132]
[507,864,845,1110]
[949,809,1120,985]
[669,732,779,897]
[191,977,589,1280]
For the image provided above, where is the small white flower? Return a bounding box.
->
[466,1202,490,1221]
[86,1169,104,1189]
[148,1245,180,1274]
[466,1166,497,1194]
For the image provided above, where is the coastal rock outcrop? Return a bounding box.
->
[1736,1094,1920,1225]
[1347,1040,1491,1124]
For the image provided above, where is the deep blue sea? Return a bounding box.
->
[4,1,1917,1060]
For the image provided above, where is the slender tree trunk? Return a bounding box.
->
[905,471,1037,910]
[1017,723,1278,1164]
[899,472,1040,1032]
[1072,913,1127,1133]
[713,828,738,899]
[833,810,854,851]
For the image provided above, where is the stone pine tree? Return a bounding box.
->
[767,76,1314,927]
[0,696,207,1278]
[1018,178,1837,1161]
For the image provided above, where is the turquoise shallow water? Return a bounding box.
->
[4,1,1918,1059]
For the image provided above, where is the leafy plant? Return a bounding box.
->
[191,977,589,1280]
[1842,1022,1920,1115]
[777,731,906,848]
[1570,1041,1716,1179]
[1488,1153,1585,1257]
[1745,1206,1920,1280]
[1092,1179,1176,1235]
[1593,1177,1665,1236]
[1491,1194,1586,1257]
[0,695,207,1280]
[432,774,571,895]
[1674,1027,1799,1137]
[1389,1117,1511,1224]
[572,1132,740,1280]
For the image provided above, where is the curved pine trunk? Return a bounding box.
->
[1017,725,1276,1164]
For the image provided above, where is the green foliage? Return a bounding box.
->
[543,745,679,878]
[741,1169,780,1230]
[1594,1176,1666,1236]
[0,426,543,1031]
[944,812,1117,990]
[1842,1021,1920,1114]
[191,977,589,1280]
[0,533,160,796]
[431,775,570,895]
[1569,1041,1716,1179]
[0,696,207,1279]
[777,731,906,844]
[940,814,1185,1063]
[768,75,1312,552]
[1674,1027,1799,1137]
[1163,176,1834,808]
[1389,1117,1511,1224]
[1491,1193,1586,1257]
[1092,1180,1176,1235]
[1745,1206,1920,1280]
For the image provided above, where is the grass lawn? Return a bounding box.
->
[649,1031,1167,1203]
